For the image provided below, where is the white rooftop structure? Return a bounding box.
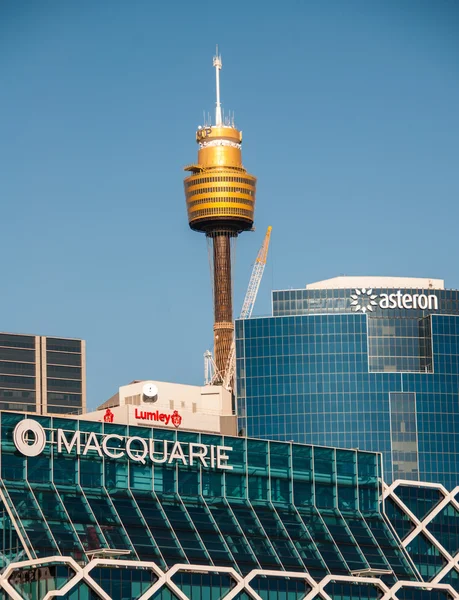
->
[82,380,237,436]
[306,276,444,290]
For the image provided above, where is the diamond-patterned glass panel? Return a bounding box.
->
[439,568,459,593]
[171,572,235,600]
[362,514,414,579]
[323,581,381,599]
[427,504,459,556]
[385,496,415,540]
[250,575,311,600]
[393,587,453,600]
[150,588,182,600]
[405,532,447,579]
[60,581,104,599]
[90,565,158,599]
[8,564,77,598]
[395,485,443,521]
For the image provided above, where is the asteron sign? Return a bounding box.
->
[12,419,232,470]
[350,288,438,313]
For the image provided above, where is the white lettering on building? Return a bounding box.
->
[125,436,149,464]
[351,288,438,313]
[101,434,124,459]
[13,421,232,470]
[189,443,209,467]
[57,429,81,454]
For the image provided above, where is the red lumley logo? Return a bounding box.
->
[103,409,114,423]
[134,408,182,428]
[171,410,182,428]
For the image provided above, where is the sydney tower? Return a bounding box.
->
[184,51,256,383]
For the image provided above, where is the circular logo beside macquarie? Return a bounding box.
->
[13,419,47,457]
[10,419,233,469]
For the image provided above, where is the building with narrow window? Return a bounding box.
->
[0,332,86,415]
[236,276,459,488]
[1,411,459,599]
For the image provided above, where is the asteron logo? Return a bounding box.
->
[349,288,439,312]
[350,288,378,313]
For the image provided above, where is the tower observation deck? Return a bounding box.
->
[184,51,257,382]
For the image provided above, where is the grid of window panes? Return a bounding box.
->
[45,337,83,415]
[0,334,84,416]
[389,393,419,481]
[236,313,459,489]
[273,288,459,318]
[368,317,433,373]
[0,333,37,413]
[0,561,454,600]
[0,411,415,583]
[385,481,459,590]
[7,480,459,600]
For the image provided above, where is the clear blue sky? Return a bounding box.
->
[1,0,458,408]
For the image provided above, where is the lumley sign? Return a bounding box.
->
[104,408,183,427]
[351,288,439,313]
[13,419,232,470]
[134,408,182,427]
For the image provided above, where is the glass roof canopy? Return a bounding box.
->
[0,411,415,584]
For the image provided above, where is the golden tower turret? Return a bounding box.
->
[184,50,257,382]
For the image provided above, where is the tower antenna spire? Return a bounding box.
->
[213,46,222,126]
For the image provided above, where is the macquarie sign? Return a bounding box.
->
[12,419,233,470]
[350,288,439,314]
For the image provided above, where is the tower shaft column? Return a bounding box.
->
[210,230,234,379]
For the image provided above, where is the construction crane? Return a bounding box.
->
[222,226,272,390]
[204,350,219,385]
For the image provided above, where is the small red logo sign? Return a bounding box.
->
[103,409,114,423]
[171,410,182,428]
[134,408,182,428]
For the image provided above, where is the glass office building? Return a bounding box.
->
[384,478,459,587]
[236,277,459,488]
[0,333,86,416]
[2,410,457,599]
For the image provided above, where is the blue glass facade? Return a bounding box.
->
[2,413,459,598]
[236,285,459,488]
[0,412,400,573]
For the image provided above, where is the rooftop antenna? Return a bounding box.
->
[213,46,222,126]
